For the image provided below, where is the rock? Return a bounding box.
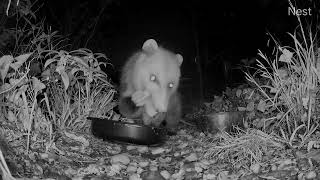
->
[151,147,166,155]
[110,154,130,165]
[178,143,188,149]
[250,163,260,174]
[109,164,122,176]
[181,150,189,156]
[149,166,158,171]
[183,162,195,171]
[127,165,138,173]
[178,130,186,135]
[160,170,171,179]
[137,167,144,174]
[141,170,165,180]
[194,166,203,173]
[171,168,185,180]
[137,146,149,153]
[305,171,317,179]
[127,145,137,151]
[98,165,109,174]
[139,161,149,168]
[278,159,295,170]
[40,153,48,159]
[129,174,142,180]
[159,157,171,163]
[203,173,216,180]
[108,145,122,154]
[198,160,210,169]
[185,153,198,162]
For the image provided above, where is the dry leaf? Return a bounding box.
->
[246,101,255,111]
[302,96,309,108]
[279,48,293,63]
[0,55,14,82]
[236,89,242,98]
[7,110,17,122]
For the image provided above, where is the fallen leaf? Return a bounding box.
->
[279,48,293,63]
[246,101,255,111]
[257,100,266,112]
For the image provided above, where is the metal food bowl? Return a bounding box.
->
[88,117,167,146]
[202,111,246,134]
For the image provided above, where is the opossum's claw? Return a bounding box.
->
[132,91,150,106]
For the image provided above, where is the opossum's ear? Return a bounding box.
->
[142,39,158,52]
[176,54,183,66]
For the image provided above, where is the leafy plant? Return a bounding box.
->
[0,0,116,156]
[40,48,115,131]
[244,10,320,147]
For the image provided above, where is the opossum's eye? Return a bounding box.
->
[168,82,174,88]
[150,74,157,82]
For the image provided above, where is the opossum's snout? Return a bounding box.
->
[151,90,169,113]
[155,103,168,113]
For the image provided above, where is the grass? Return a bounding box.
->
[0,1,116,177]
[244,7,319,145]
[0,149,15,180]
[201,1,320,169]
[201,128,284,169]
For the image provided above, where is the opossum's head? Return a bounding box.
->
[136,39,183,113]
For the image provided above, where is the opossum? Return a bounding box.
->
[118,39,183,129]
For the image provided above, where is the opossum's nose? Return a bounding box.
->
[152,90,168,113]
[156,105,167,113]
[155,100,168,112]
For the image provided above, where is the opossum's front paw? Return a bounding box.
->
[145,100,158,117]
[131,91,150,106]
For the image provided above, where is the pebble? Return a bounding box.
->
[198,160,210,169]
[149,166,158,171]
[39,153,48,159]
[250,163,260,174]
[98,165,109,174]
[203,173,216,180]
[129,174,142,180]
[217,171,228,180]
[165,148,172,153]
[151,147,166,155]
[171,168,185,180]
[305,171,317,179]
[127,145,137,151]
[127,165,137,173]
[159,157,171,163]
[108,145,122,154]
[194,166,203,173]
[278,159,295,170]
[139,161,149,168]
[160,170,171,179]
[180,150,189,156]
[185,153,198,162]
[110,154,130,165]
[141,170,165,180]
[137,167,144,174]
[178,143,188,149]
[110,163,122,173]
[137,146,149,153]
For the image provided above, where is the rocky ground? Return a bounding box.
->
[2,122,320,180]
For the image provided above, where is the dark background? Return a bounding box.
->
[34,0,318,112]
